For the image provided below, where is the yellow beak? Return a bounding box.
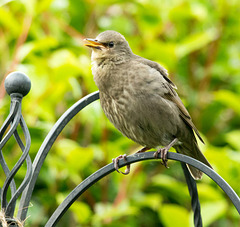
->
[84,38,105,49]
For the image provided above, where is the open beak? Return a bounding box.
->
[84,38,105,49]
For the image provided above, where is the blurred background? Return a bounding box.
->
[1,0,240,226]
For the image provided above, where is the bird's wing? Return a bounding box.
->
[134,55,177,89]
[163,81,204,144]
[137,57,204,144]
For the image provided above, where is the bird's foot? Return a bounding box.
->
[154,147,169,168]
[112,154,131,175]
[153,138,179,168]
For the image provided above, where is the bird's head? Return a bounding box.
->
[84,30,132,61]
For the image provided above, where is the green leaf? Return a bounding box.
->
[214,90,240,115]
[201,201,227,226]
[197,184,224,201]
[176,29,219,58]
[93,201,139,223]
[133,192,162,211]
[55,139,94,172]
[18,37,59,61]
[225,130,240,150]
[19,0,36,15]
[70,201,92,224]
[0,7,20,36]
[151,175,189,203]
[0,0,13,7]
[159,204,190,227]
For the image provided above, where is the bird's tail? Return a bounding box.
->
[175,141,213,180]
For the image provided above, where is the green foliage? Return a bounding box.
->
[159,204,191,227]
[1,0,240,226]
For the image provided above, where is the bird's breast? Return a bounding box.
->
[94,60,182,148]
[99,90,179,148]
[92,60,121,93]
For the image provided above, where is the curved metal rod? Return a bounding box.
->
[6,116,32,217]
[18,91,100,220]
[1,108,28,211]
[0,101,18,201]
[1,101,21,209]
[0,101,18,139]
[45,151,240,227]
[0,101,20,149]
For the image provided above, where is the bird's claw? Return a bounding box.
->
[154,148,169,169]
[112,154,131,175]
[153,138,179,168]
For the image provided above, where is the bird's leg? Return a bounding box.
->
[154,138,179,168]
[112,147,150,175]
[112,154,130,175]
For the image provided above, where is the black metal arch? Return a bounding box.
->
[45,151,240,227]
[1,72,240,227]
[16,89,240,227]
[17,91,100,220]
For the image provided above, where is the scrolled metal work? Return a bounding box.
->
[17,90,100,221]
[0,71,31,226]
[0,71,240,227]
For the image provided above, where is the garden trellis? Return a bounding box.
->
[1,72,240,227]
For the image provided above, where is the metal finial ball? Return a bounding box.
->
[4,71,31,97]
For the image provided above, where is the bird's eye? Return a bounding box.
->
[108,42,114,48]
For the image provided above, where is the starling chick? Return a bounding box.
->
[84,30,212,180]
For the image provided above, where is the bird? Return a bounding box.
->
[84,30,213,180]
